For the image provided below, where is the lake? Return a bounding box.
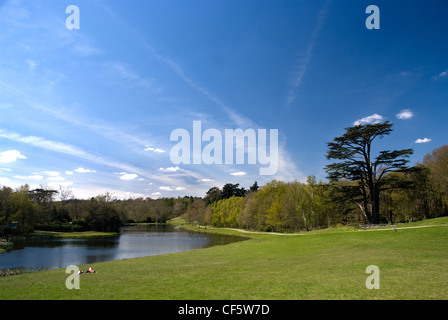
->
[0,224,243,271]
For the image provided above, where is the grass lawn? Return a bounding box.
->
[32,230,119,238]
[0,217,447,300]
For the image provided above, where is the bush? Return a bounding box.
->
[71,219,89,231]
[34,219,92,233]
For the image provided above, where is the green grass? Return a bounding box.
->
[1,218,447,300]
[32,230,119,238]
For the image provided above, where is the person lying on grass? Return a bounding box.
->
[78,267,96,274]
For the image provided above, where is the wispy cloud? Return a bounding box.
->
[230,171,246,176]
[432,68,448,80]
[14,174,43,180]
[110,62,161,94]
[25,59,37,70]
[285,0,331,108]
[47,175,65,182]
[0,129,210,196]
[27,102,157,154]
[43,171,59,176]
[0,129,147,179]
[95,2,306,193]
[353,114,384,126]
[159,186,185,191]
[101,2,254,129]
[0,130,89,160]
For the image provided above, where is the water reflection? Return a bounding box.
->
[0,224,243,271]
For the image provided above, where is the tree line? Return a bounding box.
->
[1,122,447,236]
[187,122,448,231]
[0,185,199,237]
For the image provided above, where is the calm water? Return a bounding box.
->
[0,224,243,271]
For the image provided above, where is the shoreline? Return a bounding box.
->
[31,230,119,238]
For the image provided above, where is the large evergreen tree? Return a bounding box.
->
[325,121,413,224]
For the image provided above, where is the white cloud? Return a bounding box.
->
[0,130,172,192]
[198,178,214,182]
[396,109,413,120]
[47,176,65,182]
[115,172,139,180]
[42,170,65,182]
[0,177,11,185]
[151,192,161,197]
[44,171,60,177]
[74,167,96,173]
[0,150,27,163]
[14,175,44,180]
[65,171,74,175]
[159,166,181,173]
[415,138,431,144]
[47,181,73,189]
[0,168,12,172]
[353,114,384,126]
[144,146,165,153]
[0,130,111,170]
[159,186,186,191]
[120,173,138,181]
[230,171,247,176]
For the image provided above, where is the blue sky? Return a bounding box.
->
[0,0,447,199]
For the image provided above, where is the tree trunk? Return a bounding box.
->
[370,184,380,224]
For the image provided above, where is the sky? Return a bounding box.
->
[0,0,447,199]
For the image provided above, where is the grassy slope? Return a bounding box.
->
[0,218,447,300]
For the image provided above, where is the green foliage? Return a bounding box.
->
[1,143,447,236]
[210,179,337,232]
[326,121,413,224]
[211,196,244,228]
[204,183,252,205]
